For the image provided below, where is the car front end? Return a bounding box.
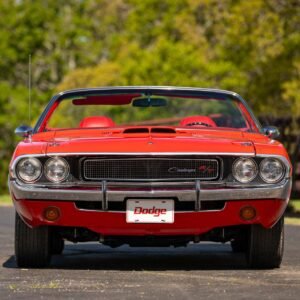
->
[9,87,292,268]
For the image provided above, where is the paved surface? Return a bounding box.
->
[0,207,300,299]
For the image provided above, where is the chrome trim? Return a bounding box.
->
[12,151,255,159]
[10,179,291,203]
[39,152,256,156]
[15,157,43,184]
[11,152,290,175]
[232,157,258,183]
[102,181,108,211]
[15,125,33,138]
[44,157,70,183]
[262,126,280,139]
[195,180,201,211]
[10,181,103,201]
[259,158,286,184]
[10,152,255,179]
[13,180,220,188]
[33,86,263,133]
[255,154,291,177]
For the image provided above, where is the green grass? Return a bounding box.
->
[285,217,300,226]
[0,194,12,206]
[290,200,300,213]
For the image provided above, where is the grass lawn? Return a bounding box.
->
[285,217,300,226]
[290,200,300,212]
[0,194,12,206]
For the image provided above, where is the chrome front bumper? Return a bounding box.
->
[9,179,291,210]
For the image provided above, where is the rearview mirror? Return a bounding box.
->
[262,126,280,139]
[132,96,168,107]
[15,125,33,138]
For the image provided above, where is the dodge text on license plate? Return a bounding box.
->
[126,199,174,223]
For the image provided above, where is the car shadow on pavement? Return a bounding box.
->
[3,242,249,270]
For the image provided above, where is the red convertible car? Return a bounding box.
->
[9,87,291,268]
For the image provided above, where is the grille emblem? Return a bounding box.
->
[199,165,215,174]
[168,167,196,173]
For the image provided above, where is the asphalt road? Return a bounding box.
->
[1,207,300,300]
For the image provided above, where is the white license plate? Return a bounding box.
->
[126,199,174,224]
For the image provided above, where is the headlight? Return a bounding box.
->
[44,157,69,183]
[232,158,258,183]
[16,157,42,183]
[260,158,285,183]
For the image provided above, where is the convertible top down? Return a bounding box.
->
[9,86,291,268]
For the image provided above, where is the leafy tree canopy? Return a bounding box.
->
[0,0,299,193]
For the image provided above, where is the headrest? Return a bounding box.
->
[180,116,217,127]
[79,116,115,128]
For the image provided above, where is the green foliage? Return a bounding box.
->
[58,0,300,117]
[0,194,12,206]
[0,0,299,193]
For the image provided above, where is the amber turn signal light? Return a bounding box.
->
[44,206,60,221]
[240,206,256,221]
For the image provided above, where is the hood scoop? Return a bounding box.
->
[123,127,176,134]
[123,128,149,134]
[151,127,176,134]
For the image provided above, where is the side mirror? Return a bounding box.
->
[15,125,33,138]
[262,126,280,139]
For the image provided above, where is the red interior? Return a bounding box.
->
[79,116,115,128]
[180,116,217,127]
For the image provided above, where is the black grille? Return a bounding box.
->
[82,158,219,181]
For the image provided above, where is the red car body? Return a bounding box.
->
[9,87,292,268]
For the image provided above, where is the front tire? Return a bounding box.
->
[50,231,64,255]
[231,236,248,253]
[15,213,51,268]
[247,216,284,269]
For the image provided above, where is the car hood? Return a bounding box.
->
[37,128,264,155]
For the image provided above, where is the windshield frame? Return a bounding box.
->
[34,87,262,133]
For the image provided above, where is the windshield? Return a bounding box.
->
[42,92,258,132]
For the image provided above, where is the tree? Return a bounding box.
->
[0,0,299,194]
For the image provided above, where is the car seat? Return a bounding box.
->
[180,116,217,127]
[79,116,115,128]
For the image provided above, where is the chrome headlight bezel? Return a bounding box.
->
[16,157,42,183]
[259,158,285,184]
[232,157,258,183]
[44,157,70,183]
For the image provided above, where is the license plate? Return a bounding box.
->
[126,199,174,224]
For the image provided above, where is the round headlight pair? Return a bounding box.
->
[233,157,285,184]
[16,157,69,183]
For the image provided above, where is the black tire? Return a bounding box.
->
[50,232,64,255]
[231,235,248,253]
[247,216,284,269]
[15,213,51,268]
